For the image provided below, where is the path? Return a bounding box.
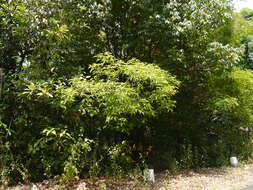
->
[243,185,253,190]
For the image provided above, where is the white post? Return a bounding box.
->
[143,169,155,182]
[230,157,238,167]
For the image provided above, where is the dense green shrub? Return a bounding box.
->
[0,53,179,184]
[149,45,253,170]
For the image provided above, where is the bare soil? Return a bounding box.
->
[2,163,253,190]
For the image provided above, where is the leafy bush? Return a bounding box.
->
[0,53,179,184]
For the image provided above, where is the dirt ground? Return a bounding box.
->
[2,163,253,190]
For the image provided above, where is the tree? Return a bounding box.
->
[240,8,253,20]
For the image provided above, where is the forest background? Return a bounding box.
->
[1,0,253,186]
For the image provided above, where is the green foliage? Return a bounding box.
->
[223,9,253,68]
[0,54,179,184]
[240,8,253,20]
[2,0,253,186]
[230,13,253,46]
[149,41,248,170]
[207,68,253,127]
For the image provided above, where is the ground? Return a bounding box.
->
[2,163,253,190]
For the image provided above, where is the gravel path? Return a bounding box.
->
[154,164,253,190]
[242,185,253,190]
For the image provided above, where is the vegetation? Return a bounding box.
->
[1,0,253,186]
